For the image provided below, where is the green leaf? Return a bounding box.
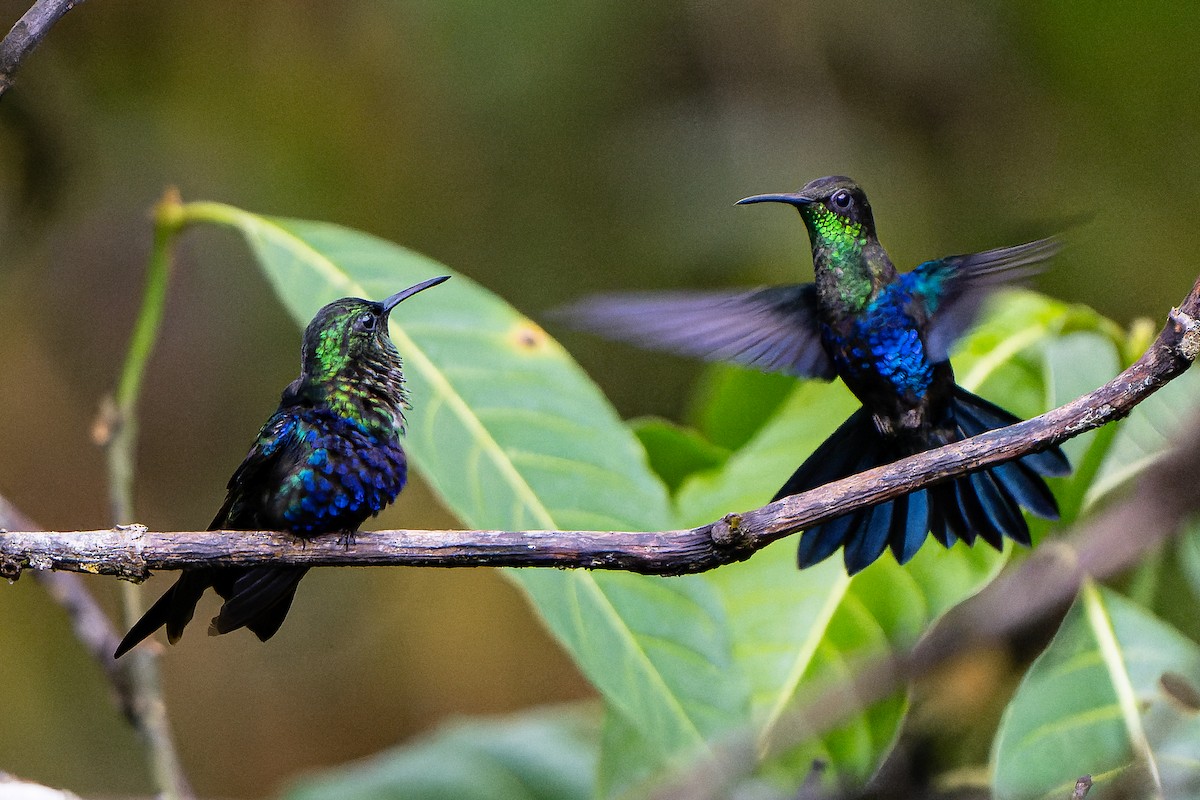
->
[1178,521,1200,606]
[686,364,796,451]
[283,707,599,800]
[525,569,750,778]
[707,515,1006,788]
[596,707,674,800]
[1037,332,1122,521]
[629,417,729,494]
[992,583,1200,800]
[185,203,744,794]
[1086,364,1200,507]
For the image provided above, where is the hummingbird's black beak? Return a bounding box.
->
[735,192,815,207]
[382,275,451,314]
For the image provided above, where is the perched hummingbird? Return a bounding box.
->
[564,176,1069,574]
[114,276,450,657]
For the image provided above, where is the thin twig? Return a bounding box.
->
[0,0,84,99]
[1,276,1198,579]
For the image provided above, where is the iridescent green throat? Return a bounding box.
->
[324,366,409,436]
[802,205,876,313]
[306,323,409,435]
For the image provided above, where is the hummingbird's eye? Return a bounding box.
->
[831,190,852,211]
[356,313,377,332]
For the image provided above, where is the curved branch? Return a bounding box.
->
[2,277,1198,580]
[0,0,84,99]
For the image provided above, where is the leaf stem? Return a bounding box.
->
[108,189,184,524]
[102,187,194,800]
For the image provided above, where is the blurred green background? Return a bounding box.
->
[1,2,1197,797]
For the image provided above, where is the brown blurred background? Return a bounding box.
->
[1,2,1197,797]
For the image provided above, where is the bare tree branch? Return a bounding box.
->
[0,496,135,718]
[0,0,84,99]
[1,277,1197,580]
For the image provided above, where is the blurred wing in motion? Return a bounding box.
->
[553,284,835,379]
[908,235,1062,361]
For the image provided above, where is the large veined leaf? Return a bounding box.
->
[992,583,1200,800]
[182,203,745,789]
[661,292,1108,790]
[284,707,599,800]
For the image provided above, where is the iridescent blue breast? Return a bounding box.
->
[273,410,408,534]
[824,281,934,398]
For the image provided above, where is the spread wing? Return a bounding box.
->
[552,284,835,379]
[907,236,1062,362]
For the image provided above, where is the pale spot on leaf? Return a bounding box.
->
[510,321,548,352]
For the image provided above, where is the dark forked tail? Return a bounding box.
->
[113,566,309,658]
[776,387,1070,574]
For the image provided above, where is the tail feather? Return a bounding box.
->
[114,565,310,658]
[927,497,954,548]
[843,501,894,574]
[209,566,309,639]
[798,509,865,568]
[786,408,891,571]
[930,483,970,546]
[955,474,1003,551]
[113,571,212,658]
[780,386,1068,572]
[990,460,1060,520]
[888,490,930,565]
[245,587,301,642]
[971,470,1031,546]
[950,479,979,546]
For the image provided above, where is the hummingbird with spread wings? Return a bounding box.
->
[564,176,1068,574]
